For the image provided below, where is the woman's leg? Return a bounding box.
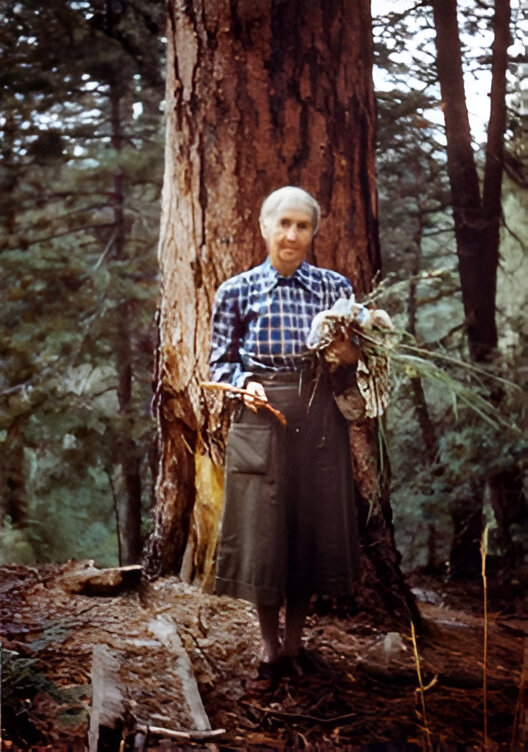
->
[256,602,282,663]
[283,595,311,657]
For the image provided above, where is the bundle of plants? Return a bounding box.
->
[306,294,519,431]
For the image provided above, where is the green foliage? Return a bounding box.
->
[21,436,118,564]
[2,651,58,706]
[0,0,164,563]
[2,649,91,742]
[372,2,528,573]
[378,283,528,572]
[3,0,526,574]
[0,517,35,565]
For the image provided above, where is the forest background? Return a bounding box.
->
[1,0,527,587]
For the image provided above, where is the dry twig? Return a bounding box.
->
[136,723,226,741]
[200,381,287,426]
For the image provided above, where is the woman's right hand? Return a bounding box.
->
[323,332,361,371]
[244,381,268,412]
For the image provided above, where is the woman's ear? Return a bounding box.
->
[259,218,269,242]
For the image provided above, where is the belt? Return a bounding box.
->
[258,371,300,383]
[254,369,316,386]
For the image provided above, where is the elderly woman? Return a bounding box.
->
[209,186,362,691]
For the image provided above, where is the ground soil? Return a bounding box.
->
[1,562,525,751]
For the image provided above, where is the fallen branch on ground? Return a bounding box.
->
[136,723,226,741]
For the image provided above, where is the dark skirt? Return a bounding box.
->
[214,372,360,605]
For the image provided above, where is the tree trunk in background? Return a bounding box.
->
[1,110,17,235]
[481,0,510,343]
[431,0,492,360]
[488,466,527,574]
[407,214,438,466]
[2,416,27,527]
[145,0,418,625]
[431,0,510,362]
[0,113,25,531]
[114,299,143,565]
[433,0,514,579]
[448,480,484,580]
[107,0,143,565]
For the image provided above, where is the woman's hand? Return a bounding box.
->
[244,381,268,412]
[323,332,361,371]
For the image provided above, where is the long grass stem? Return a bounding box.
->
[481,524,490,750]
[411,620,433,752]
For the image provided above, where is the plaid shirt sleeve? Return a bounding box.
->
[209,277,253,388]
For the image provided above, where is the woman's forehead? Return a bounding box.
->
[273,203,314,221]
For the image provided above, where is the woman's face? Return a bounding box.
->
[262,206,315,277]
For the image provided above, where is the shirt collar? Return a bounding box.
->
[259,258,323,300]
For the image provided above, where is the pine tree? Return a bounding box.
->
[0,0,164,564]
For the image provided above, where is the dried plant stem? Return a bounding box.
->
[200,381,287,426]
[481,524,490,750]
[410,620,433,752]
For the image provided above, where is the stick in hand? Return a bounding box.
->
[200,382,287,427]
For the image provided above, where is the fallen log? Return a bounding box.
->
[88,644,126,752]
[147,614,211,731]
[88,615,214,752]
[60,563,142,596]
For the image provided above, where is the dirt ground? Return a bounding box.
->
[1,561,526,751]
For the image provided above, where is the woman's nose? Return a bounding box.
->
[286,224,297,240]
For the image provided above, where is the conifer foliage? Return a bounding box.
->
[0,0,165,565]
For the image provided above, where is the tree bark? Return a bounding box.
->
[431,0,492,360]
[145,0,415,624]
[480,0,511,347]
[431,0,510,362]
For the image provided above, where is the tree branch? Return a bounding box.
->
[2,224,115,251]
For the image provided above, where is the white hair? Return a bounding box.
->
[259,186,321,236]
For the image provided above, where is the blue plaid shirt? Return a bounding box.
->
[209,258,353,387]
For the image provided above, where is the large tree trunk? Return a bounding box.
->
[144,0,417,624]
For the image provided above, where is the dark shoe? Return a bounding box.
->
[243,659,284,694]
[283,648,325,677]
